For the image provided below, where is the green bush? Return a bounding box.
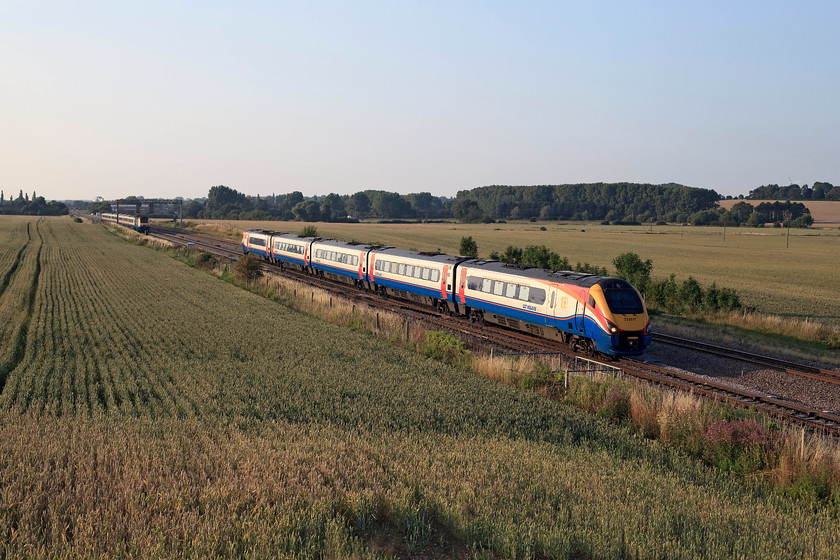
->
[419,331,471,368]
[518,362,552,390]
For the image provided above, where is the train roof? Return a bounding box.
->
[270,232,319,243]
[460,259,606,287]
[373,247,471,265]
[312,238,382,251]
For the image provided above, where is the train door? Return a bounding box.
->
[574,290,587,334]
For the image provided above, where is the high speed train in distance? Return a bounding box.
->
[101,212,149,234]
[242,229,651,357]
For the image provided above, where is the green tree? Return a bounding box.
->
[612,252,653,294]
[292,200,321,222]
[346,192,371,218]
[459,236,478,258]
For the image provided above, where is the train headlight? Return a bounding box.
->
[607,321,618,334]
[645,321,652,334]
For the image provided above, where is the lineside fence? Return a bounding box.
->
[491,350,624,388]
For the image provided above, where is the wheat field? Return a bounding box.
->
[1,215,839,559]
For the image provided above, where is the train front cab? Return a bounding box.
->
[586,279,652,356]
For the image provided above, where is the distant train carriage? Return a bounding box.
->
[101,212,149,234]
[241,229,274,258]
[368,248,468,313]
[309,239,378,287]
[454,261,651,356]
[267,233,316,270]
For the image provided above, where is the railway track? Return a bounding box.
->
[145,224,840,436]
[653,332,840,386]
[620,359,840,436]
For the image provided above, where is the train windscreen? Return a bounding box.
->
[599,280,645,315]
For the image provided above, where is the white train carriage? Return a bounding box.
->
[455,261,561,336]
[368,249,468,313]
[268,233,315,270]
[241,229,274,258]
[454,261,651,356]
[309,239,378,287]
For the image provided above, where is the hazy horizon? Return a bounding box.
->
[3,2,838,202]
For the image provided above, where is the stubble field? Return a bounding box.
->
[1,215,840,559]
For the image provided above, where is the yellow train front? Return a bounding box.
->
[453,262,652,357]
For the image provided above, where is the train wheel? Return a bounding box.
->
[469,310,484,325]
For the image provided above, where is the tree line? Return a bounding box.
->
[450,183,721,223]
[0,190,68,216]
[172,186,451,222]
[85,180,833,226]
[747,182,839,201]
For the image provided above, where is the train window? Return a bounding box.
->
[353,256,359,266]
[493,281,504,296]
[316,249,322,258]
[529,287,546,305]
[398,263,406,275]
[519,286,530,301]
[383,261,391,273]
[505,283,517,299]
[550,292,556,308]
[414,267,423,279]
[481,278,492,293]
[431,270,440,283]
[602,287,644,314]
[588,295,596,309]
[467,276,480,290]
[404,265,413,277]
[421,268,430,281]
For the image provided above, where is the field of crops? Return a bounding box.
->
[2,216,840,558]
[221,218,840,327]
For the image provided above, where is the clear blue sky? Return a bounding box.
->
[2,1,838,201]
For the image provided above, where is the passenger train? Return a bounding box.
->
[101,212,149,234]
[242,229,652,356]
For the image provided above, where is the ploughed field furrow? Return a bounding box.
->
[0,221,42,399]
[3,221,177,415]
[0,221,31,299]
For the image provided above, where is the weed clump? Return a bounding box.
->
[194,251,218,271]
[233,254,262,283]
[419,331,470,368]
